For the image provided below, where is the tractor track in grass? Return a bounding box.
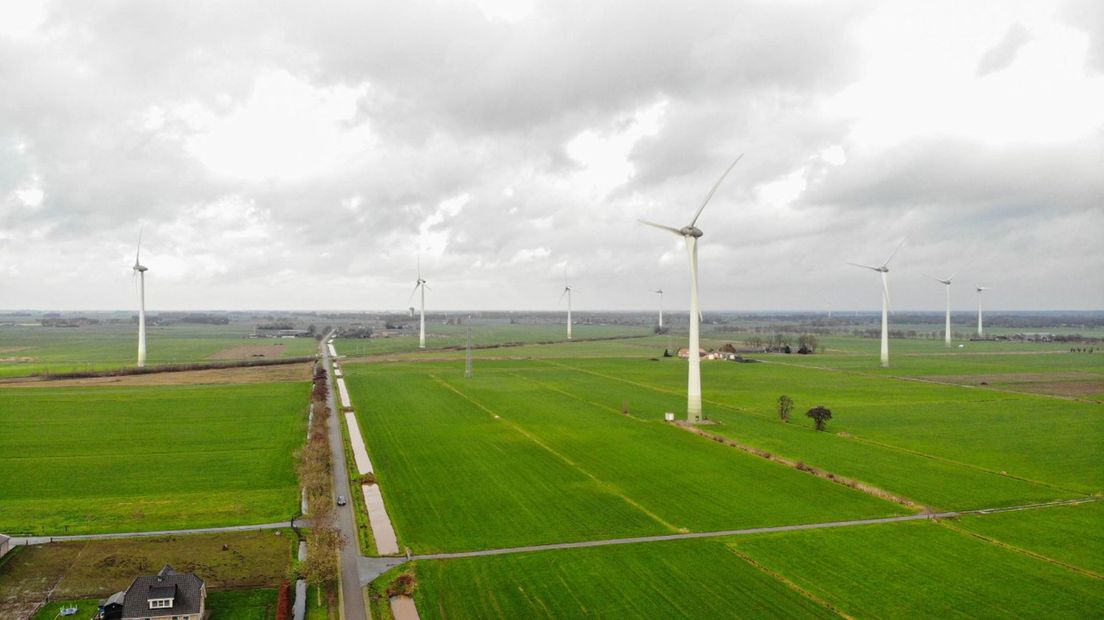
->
[429,374,681,534]
[728,547,853,619]
[404,498,1099,562]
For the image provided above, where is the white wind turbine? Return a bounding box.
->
[640,154,743,423]
[925,274,955,347]
[409,255,428,349]
[848,241,904,368]
[976,285,989,338]
[655,288,664,329]
[560,271,574,340]
[132,232,149,367]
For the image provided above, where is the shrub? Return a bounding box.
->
[777,395,794,423]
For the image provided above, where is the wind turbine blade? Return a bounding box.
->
[881,239,905,268]
[135,229,143,265]
[947,273,956,283]
[883,275,891,311]
[638,219,682,235]
[846,262,881,271]
[690,153,744,227]
[560,288,567,301]
[408,283,420,303]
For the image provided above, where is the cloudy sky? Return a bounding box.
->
[1,0,1101,312]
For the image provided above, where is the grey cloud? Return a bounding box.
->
[975,23,1031,77]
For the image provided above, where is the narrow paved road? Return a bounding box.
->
[11,520,309,547]
[322,334,368,620]
[406,497,1098,563]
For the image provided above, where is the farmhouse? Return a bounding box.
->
[96,565,206,620]
[0,533,10,559]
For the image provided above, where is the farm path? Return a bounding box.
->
[10,519,309,546]
[322,334,370,620]
[402,497,1097,565]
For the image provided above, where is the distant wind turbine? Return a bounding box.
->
[655,288,664,329]
[409,255,428,349]
[926,274,955,347]
[848,240,904,368]
[560,270,574,340]
[976,285,989,338]
[640,153,743,423]
[132,232,149,367]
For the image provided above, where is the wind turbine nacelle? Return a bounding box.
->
[680,226,703,238]
[133,264,148,273]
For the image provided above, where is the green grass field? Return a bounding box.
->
[729,519,1104,618]
[0,323,319,378]
[343,361,905,553]
[409,539,837,618]
[954,501,1104,575]
[0,382,308,534]
[336,322,649,357]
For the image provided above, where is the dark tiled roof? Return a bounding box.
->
[121,565,204,618]
[100,591,125,607]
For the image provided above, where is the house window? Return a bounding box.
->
[149,597,174,608]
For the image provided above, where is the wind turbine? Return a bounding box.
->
[925,274,955,347]
[976,285,988,338]
[560,271,574,340]
[409,255,428,349]
[132,232,149,367]
[640,154,743,423]
[655,288,664,329]
[848,241,904,368]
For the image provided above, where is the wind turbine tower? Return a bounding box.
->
[655,289,664,329]
[133,234,149,367]
[848,241,903,368]
[410,256,428,349]
[640,154,743,423]
[976,286,988,338]
[927,275,954,347]
[560,278,574,340]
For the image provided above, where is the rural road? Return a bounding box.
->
[321,334,369,620]
[11,519,309,547]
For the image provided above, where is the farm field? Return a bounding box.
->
[954,500,1104,575]
[335,321,649,356]
[0,323,318,378]
[0,529,294,619]
[0,381,308,535]
[342,361,905,553]
[728,519,1104,618]
[405,539,836,618]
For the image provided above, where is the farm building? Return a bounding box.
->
[0,533,9,559]
[96,565,205,620]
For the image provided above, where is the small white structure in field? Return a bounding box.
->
[664,412,675,422]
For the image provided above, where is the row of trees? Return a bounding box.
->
[777,395,832,431]
[296,363,343,606]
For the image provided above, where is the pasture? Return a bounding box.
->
[0,381,308,535]
[0,322,318,378]
[342,361,905,554]
[335,321,648,356]
[407,539,836,618]
[728,519,1104,618]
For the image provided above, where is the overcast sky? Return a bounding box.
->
[1,0,1101,312]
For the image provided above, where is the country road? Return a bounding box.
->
[322,334,369,620]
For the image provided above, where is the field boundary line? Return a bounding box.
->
[429,374,681,533]
[841,433,1088,496]
[674,423,924,511]
[937,520,1104,581]
[727,547,854,619]
[11,520,307,546]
